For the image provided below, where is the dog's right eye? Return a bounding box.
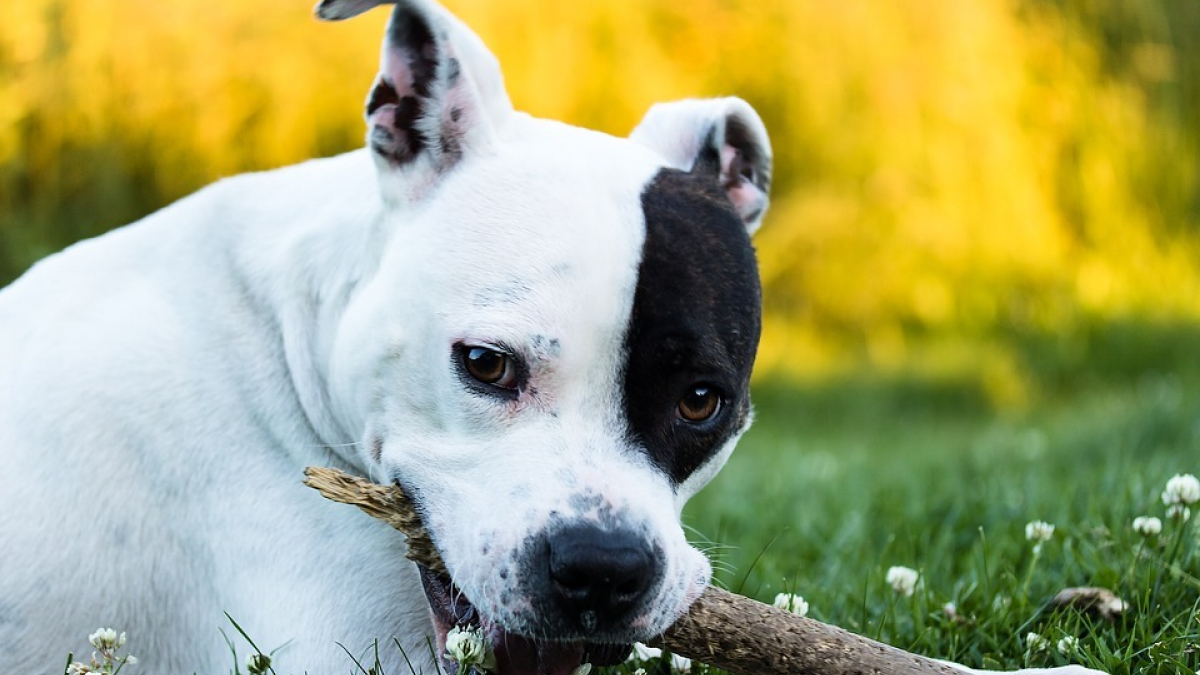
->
[461,345,519,390]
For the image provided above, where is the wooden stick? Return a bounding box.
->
[304,467,965,675]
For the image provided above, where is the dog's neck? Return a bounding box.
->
[222,148,393,471]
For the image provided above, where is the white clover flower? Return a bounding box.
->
[885,566,920,597]
[1133,515,1163,537]
[627,642,691,673]
[1025,632,1050,653]
[88,628,122,651]
[628,643,662,662]
[772,593,809,617]
[1168,504,1192,521]
[668,654,692,674]
[445,626,496,672]
[246,653,272,675]
[1025,520,1055,543]
[1056,636,1079,654]
[1162,474,1200,506]
[941,602,964,623]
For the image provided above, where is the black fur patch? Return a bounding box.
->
[366,78,400,117]
[367,92,427,161]
[622,169,762,485]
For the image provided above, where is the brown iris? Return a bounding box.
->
[462,346,518,389]
[677,385,721,423]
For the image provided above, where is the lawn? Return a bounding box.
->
[674,321,1200,675]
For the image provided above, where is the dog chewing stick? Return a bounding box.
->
[304,467,965,675]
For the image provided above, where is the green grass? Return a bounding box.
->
[677,324,1200,674]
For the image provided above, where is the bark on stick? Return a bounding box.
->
[303,466,964,675]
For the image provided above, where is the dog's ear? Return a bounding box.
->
[630,98,772,233]
[316,0,513,202]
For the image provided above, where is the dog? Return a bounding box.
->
[0,1,1104,674]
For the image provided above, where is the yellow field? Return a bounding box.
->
[2,0,1198,398]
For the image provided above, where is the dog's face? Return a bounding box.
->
[319,1,771,673]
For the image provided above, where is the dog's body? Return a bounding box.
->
[0,2,1102,674]
[0,150,434,671]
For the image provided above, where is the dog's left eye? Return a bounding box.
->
[677,385,722,424]
[461,345,519,390]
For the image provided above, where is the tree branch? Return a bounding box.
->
[303,466,964,675]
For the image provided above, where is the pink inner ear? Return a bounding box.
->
[719,144,767,224]
[726,181,765,219]
[382,49,417,97]
[720,145,741,178]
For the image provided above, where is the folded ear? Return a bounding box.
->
[630,98,772,233]
[316,0,513,202]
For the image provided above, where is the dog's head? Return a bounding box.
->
[319,1,771,672]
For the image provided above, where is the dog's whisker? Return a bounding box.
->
[306,441,365,450]
[691,538,734,554]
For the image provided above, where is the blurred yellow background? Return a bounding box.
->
[2,0,1198,407]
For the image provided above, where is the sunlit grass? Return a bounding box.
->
[684,322,1200,674]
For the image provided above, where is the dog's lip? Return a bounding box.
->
[417,565,632,675]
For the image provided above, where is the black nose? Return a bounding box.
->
[547,526,658,628]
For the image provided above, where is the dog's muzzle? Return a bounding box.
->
[420,524,664,675]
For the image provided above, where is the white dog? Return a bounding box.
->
[0,2,1104,674]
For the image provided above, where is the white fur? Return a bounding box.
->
[0,2,1103,675]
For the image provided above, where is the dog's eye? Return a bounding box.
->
[677,385,721,423]
[462,346,518,389]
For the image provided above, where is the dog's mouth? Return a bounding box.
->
[419,566,632,675]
